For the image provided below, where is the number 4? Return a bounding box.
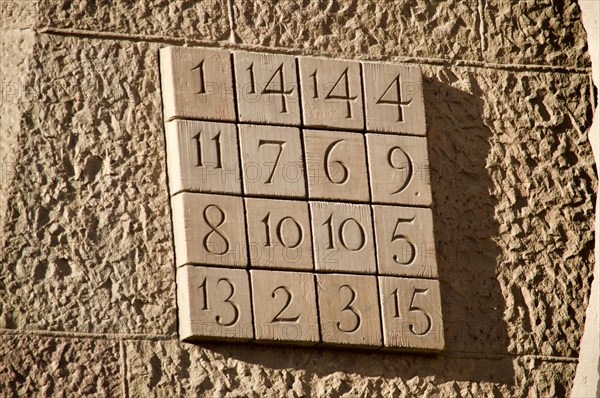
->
[377,75,412,122]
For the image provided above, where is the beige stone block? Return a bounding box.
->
[378,276,444,351]
[303,130,370,202]
[250,270,319,344]
[317,274,382,347]
[177,265,253,342]
[165,120,241,195]
[310,202,375,274]
[373,205,438,278]
[160,46,235,122]
[239,124,306,198]
[366,133,432,206]
[234,51,300,125]
[245,198,313,270]
[171,193,247,267]
[298,56,364,130]
[362,62,426,135]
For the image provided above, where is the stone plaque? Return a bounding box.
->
[362,61,426,135]
[378,277,444,351]
[177,265,253,342]
[160,46,235,122]
[373,205,438,278]
[165,120,241,195]
[304,129,370,202]
[251,270,319,344]
[160,46,443,352]
[298,56,364,130]
[317,274,382,347]
[245,197,313,270]
[366,133,432,206]
[171,193,247,267]
[238,124,306,198]
[310,201,376,274]
[234,52,300,126]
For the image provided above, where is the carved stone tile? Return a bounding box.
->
[177,265,253,341]
[160,46,235,122]
[234,51,300,125]
[165,120,241,195]
[316,274,382,347]
[239,124,306,198]
[298,56,364,130]
[245,198,313,270]
[303,130,370,202]
[362,62,426,135]
[372,205,438,278]
[309,201,376,274]
[171,193,247,267]
[366,133,432,206]
[378,276,444,351]
[250,270,319,344]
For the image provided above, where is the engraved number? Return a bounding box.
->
[258,139,286,184]
[391,216,416,265]
[198,276,209,310]
[247,62,256,94]
[337,284,361,333]
[310,70,319,98]
[388,146,412,194]
[197,277,240,327]
[203,205,230,255]
[192,131,222,169]
[261,213,303,249]
[215,278,240,327]
[324,139,349,184]
[323,214,366,251]
[191,60,206,94]
[271,286,300,322]
[377,75,412,122]
[311,68,357,119]
[324,68,357,119]
[248,63,294,113]
[392,287,432,336]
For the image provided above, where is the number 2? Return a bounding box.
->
[271,286,300,322]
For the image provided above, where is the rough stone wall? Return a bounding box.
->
[0,1,596,397]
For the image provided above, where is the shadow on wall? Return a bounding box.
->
[192,72,513,385]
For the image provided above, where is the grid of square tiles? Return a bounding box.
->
[160,46,444,351]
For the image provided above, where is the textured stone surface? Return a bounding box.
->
[0,1,596,395]
[483,0,591,67]
[0,335,120,396]
[0,34,177,334]
[421,65,596,357]
[572,1,600,395]
[126,339,576,397]
[0,29,35,253]
[0,1,37,30]
[36,0,230,41]
[233,0,481,61]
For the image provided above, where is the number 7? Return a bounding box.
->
[258,139,286,184]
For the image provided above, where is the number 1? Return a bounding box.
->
[191,60,206,94]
